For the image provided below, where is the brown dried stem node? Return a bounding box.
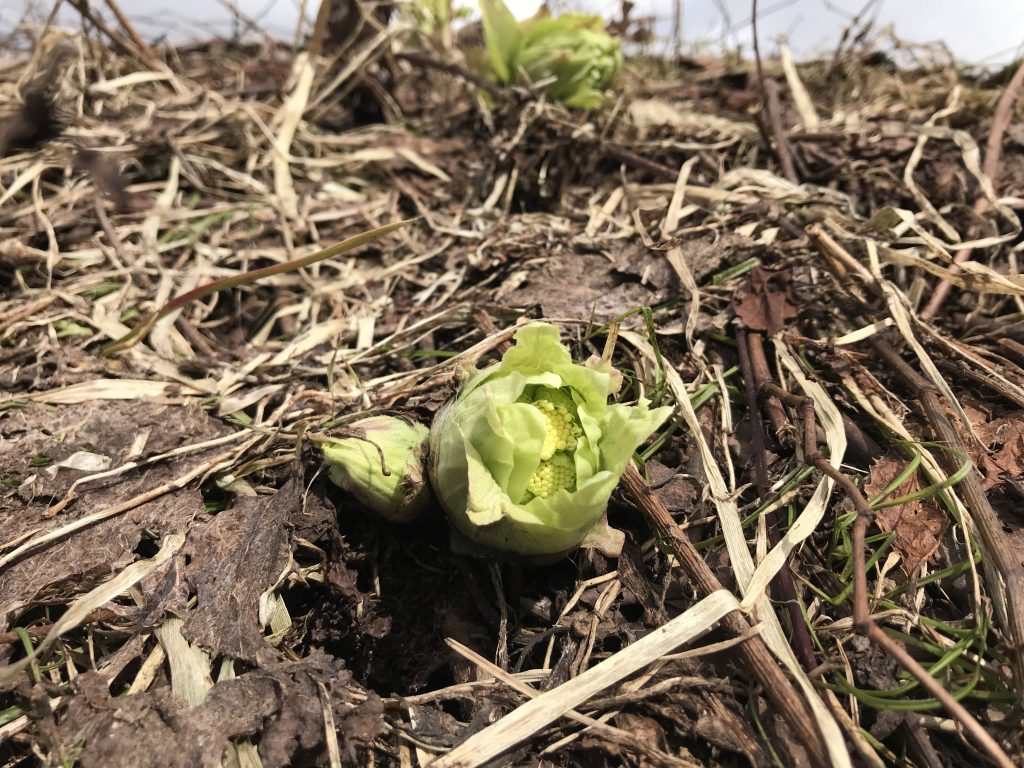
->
[751,0,800,185]
[746,331,796,447]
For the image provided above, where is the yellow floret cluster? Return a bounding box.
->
[524,393,582,498]
[532,399,582,461]
[527,453,576,499]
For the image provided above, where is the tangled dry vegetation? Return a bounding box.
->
[1,4,1024,767]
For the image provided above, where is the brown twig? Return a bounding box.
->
[395,51,503,96]
[900,715,946,768]
[93,195,130,268]
[750,0,766,103]
[996,338,1024,367]
[603,144,680,180]
[620,464,831,768]
[755,380,1015,768]
[65,0,159,72]
[473,309,512,355]
[746,331,796,447]
[838,411,883,467]
[102,0,163,73]
[920,59,1024,321]
[762,78,800,185]
[736,328,816,671]
[937,359,1024,410]
[737,329,771,496]
[825,0,882,79]
[309,0,333,58]
[751,0,800,185]
[0,608,121,647]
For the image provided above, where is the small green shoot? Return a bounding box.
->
[710,257,761,285]
[52,319,94,339]
[77,282,123,300]
[14,628,42,684]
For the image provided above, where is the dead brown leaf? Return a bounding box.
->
[646,458,699,514]
[610,711,668,764]
[694,695,771,767]
[733,267,799,334]
[74,149,130,210]
[977,414,1024,487]
[502,250,663,319]
[864,453,949,575]
[0,88,61,157]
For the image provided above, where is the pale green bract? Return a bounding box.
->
[323,416,430,523]
[429,323,672,556]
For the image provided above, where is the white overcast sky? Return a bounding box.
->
[15,0,1024,66]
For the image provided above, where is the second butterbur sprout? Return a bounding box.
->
[478,0,622,109]
[321,416,430,523]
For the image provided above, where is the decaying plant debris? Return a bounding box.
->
[2,2,1024,766]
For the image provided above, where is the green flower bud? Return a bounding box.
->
[322,416,430,523]
[429,322,671,557]
[478,0,622,109]
[517,13,623,109]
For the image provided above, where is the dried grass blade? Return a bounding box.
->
[0,534,184,688]
[619,330,852,768]
[882,245,1024,295]
[428,590,741,768]
[102,219,414,354]
[273,52,315,219]
[780,43,819,130]
[660,157,702,349]
[20,379,200,403]
[0,161,48,207]
[155,616,213,706]
[902,91,963,242]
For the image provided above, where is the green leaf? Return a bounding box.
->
[516,13,621,106]
[479,0,522,83]
[52,319,95,338]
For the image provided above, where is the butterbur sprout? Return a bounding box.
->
[516,13,623,109]
[322,416,431,523]
[479,0,622,109]
[429,322,672,556]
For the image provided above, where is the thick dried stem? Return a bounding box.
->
[621,464,830,768]
[747,332,796,447]
[737,330,816,671]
